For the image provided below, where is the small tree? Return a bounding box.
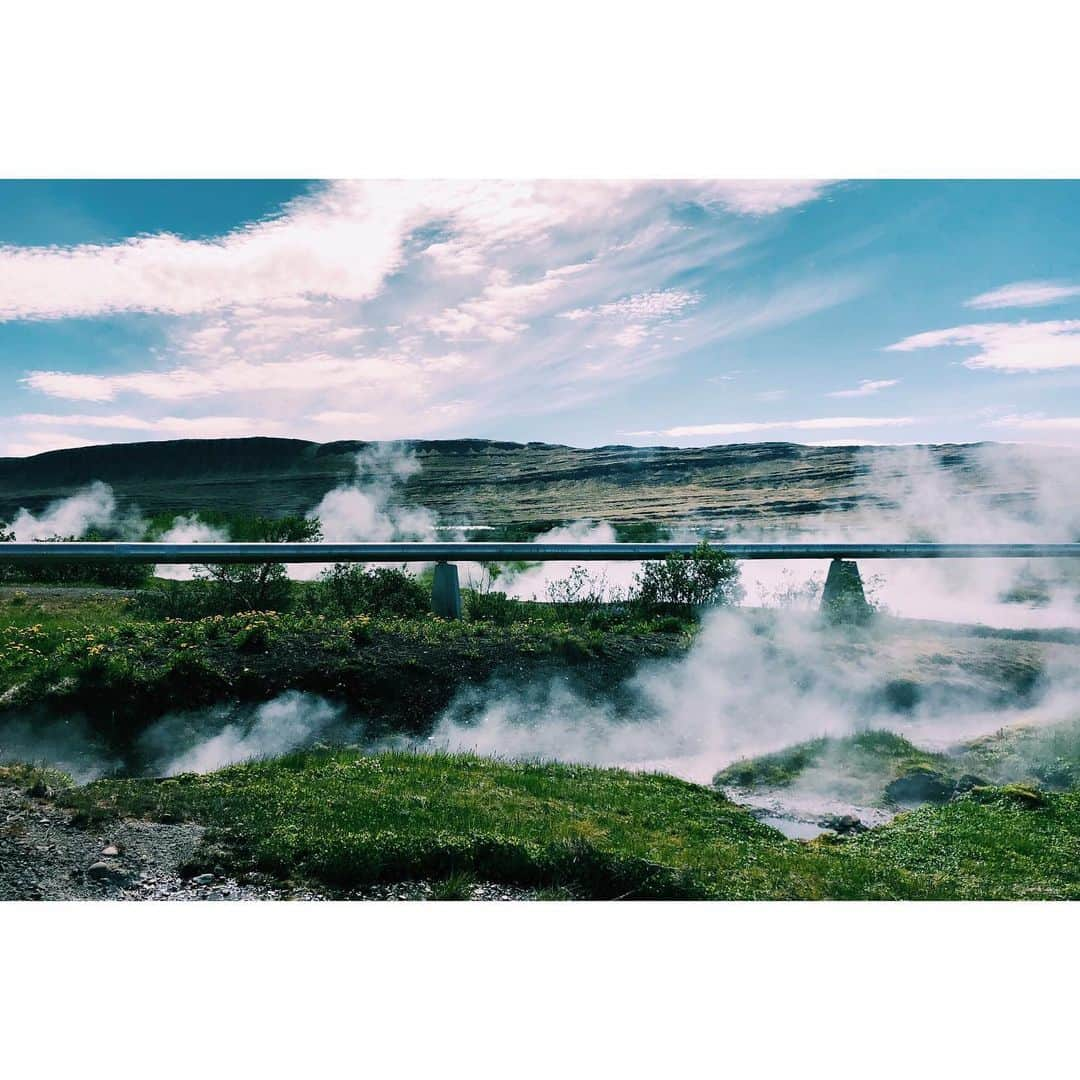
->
[632,541,741,612]
[195,514,321,613]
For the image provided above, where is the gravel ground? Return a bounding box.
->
[0,776,537,901]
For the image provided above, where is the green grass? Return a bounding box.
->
[713,730,952,792]
[51,748,1080,899]
[960,716,1080,790]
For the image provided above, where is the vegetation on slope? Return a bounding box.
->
[714,731,955,794]
[714,717,1080,808]
[53,749,1080,899]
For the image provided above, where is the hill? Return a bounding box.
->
[0,436,1065,532]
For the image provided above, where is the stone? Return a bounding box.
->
[191,873,216,885]
[87,861,129,885]
[101,844,120,857]
[819,814,868,835]
[885,768,955,805]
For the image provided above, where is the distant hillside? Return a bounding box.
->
[0,436,1065,533]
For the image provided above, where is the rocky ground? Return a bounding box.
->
[0,773,538,901]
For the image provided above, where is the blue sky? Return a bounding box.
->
[2,179,1080,456]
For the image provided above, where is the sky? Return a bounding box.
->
[2,179,1080,457]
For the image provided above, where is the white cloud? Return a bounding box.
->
[560,287,702,351]
[966,280,1080,310]
[15,413,276,437]
[0,184,416,322]
[427,265,585,342]
[23,354,426,403]
[561,288,700,323]
[639,416,917,438]
[699,180,832,215]
[0,181,829,325]
[826,378,900,398]
[990,414,1080,431]
[887,320,1080,372]
[6,180,849,447]
[1,431,97,458]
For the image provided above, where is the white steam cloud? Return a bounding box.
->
[146,692,344,776]
[737,444,1080,628]
[309,444,437,544]
[154,513,231,580]
[3,481,144,541]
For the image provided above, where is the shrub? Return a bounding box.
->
[303,563,429,618]
[546,567,611,621]
[465,589,519,625]
[131,579,218,620]
[194,514,320,614]
[632,542,741,613]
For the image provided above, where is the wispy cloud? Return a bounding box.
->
[561,288,701,323]
[966,280,1080,310]
[5,180,848,452]
[0,181,830,324]
[887,320,1080,372]
[15,413,276,436]
[990,414,1080,431]
[827,378,899,398]
[633,416,917,438]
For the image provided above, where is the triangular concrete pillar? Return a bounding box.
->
[820,558,872,624]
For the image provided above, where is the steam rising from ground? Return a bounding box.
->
[309,444,437,544]
[4,442,1080,823]
[4,482,145,542]
[738,445,1080,628]
[154,513,231,580]
[421,607,1080,784]
[288,443,439,580]
[140,692,345,776]
[0,693,350,782]
[492,520,620,599]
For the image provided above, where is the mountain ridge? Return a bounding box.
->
[0,436,1060,531]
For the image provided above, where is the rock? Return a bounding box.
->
[191,873,216,886]
[885,767,956,805]
[819,814,868,835]
[87,861,129,885]
[101,844,120,857]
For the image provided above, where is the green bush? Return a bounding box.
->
[303,563,429,618]
[632,541,741,613]
[465,589,524,625]
[131,579,218,619]
[546,566,610,621]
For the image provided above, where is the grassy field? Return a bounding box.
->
[5,563,1080,900]
[23,749,1078,899]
